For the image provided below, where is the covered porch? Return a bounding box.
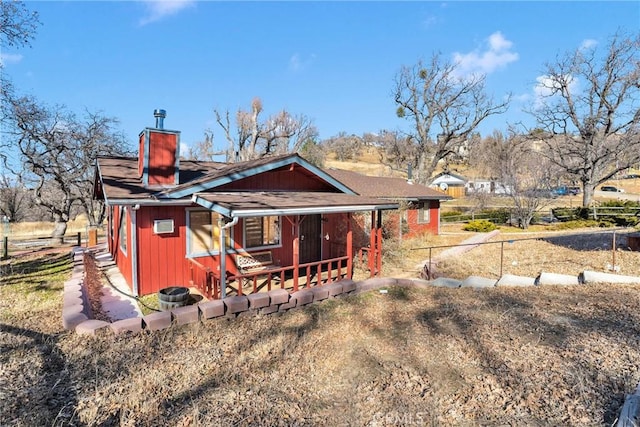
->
[188,191,396,299]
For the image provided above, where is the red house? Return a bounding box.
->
[325,169,451,238]
[93,111,397,298]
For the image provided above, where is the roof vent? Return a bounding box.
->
[154,109,166,129]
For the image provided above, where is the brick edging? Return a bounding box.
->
[63,249,640,337]
[62,248,93,330]
[63,271,438,337]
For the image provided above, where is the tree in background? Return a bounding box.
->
[186,130,218,162]
[324,132,363,162]
[0,174,30,222]
[0,0,39,50]
[1,89,129,239]
[392,53,510,185]
[214,97,318,162]
[527,32,640,207]
[0,0,41,166]
[478,131,557,229]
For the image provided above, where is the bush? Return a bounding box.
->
[463,219,498,232]
[550,220,599,230]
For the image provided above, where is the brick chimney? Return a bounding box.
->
[138,109,180,187]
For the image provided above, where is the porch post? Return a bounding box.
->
[292,215,300,291]
[377,210,383,276]
[369,211,376,277]
[346,213,353,279]
[218,217,227,299]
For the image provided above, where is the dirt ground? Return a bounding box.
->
[3,228,640,426]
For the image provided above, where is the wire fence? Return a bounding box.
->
[410,227,640,281]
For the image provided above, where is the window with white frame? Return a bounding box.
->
[187,210,233,256]
[244,216,280,249]
[417,202,430,224]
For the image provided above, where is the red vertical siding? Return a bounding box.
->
[217,166,338,192]
[405,201,441,238]
[147,131,177,186]
[112,206,133,288]
[136,205,189,295]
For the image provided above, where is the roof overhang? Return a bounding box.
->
[191,192,399,218]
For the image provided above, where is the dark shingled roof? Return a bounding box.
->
[193,192,398,216]
[324,168,451,201]
[95,156,227,202]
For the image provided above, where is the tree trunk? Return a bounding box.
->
[582,184,594,207]
[52,220,68,244]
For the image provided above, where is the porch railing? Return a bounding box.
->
[216,255,350,298]
[188,258,218,299]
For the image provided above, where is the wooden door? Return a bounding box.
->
[299,214,321,264]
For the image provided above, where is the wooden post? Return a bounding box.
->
[346,214,353,279]
[500,241,504,277]
[369,211,376,277]
[293,216,300,291]
[2,236,7,260]
[377,225,383,277]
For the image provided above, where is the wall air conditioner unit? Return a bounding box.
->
[153,219,174,234]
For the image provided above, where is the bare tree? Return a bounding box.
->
[527,32,640,206]
[214,97,318,162]
[185,130,220,161]
[376,129,416,173]
[324,132,363,162]
[0,0,40,49]
[0,174,30,222]
[491,131,556,229]
[2,90,130,239]
[393,53,510,184]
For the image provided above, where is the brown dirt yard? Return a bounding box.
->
[2,226,640,426]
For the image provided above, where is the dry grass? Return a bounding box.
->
[4,227,640,425]
[7,215,91,238]
[384,224,640,281]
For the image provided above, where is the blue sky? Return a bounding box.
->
[3,1,639,155]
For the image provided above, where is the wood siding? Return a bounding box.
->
[147,131,178,186]
[405,201,441,237]
[217,166,338,192]
[111,206,133,288]
[106,205,350,296]
[136,205,189,295]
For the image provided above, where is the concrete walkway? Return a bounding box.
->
[92,244,143,321]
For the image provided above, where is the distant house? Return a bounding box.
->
[430,172,468,198]
[325,169,452,238]
[466,178,512,195]
[93,110,398,298]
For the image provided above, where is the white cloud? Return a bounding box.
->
[533,74,578,109]
[580,38,598,50]
[139,0,195,26]
[452,31,519,76]
[0,53,23,66]
[180,142,190,158]
[289,53,316,72]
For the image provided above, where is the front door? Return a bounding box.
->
[299,214,322,264]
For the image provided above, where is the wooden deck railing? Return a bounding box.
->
[188,258,218,299]
[221,255,350,298]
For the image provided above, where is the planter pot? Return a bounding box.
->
[158,286,190,311]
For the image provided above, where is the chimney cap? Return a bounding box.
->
[153,109,166,129]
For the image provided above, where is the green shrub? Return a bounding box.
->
[550,220,599,230]
[463,219,498,232]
